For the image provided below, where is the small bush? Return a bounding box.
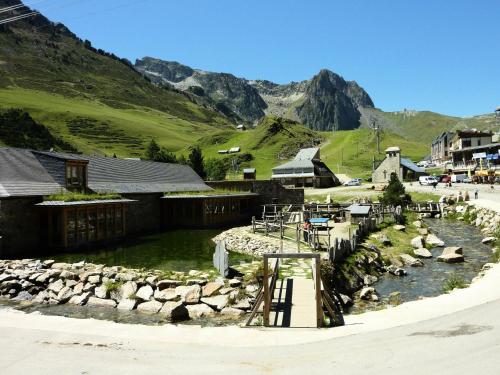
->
[104,280,123,293]
[443,274,467,293]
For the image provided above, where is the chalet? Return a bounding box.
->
[0,147,257,257]
[372,147,425,183]
[271,147,340,188]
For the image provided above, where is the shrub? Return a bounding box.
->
[443,274,467,293]
[104,280,123,293]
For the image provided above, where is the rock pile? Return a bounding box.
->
[0,259,255,322]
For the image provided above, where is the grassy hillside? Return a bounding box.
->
[194,116,428,180]
[0,3,232,156]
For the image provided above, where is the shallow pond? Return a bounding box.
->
[369,218,494,307]
[43,229,254,273]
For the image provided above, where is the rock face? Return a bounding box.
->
[437,246,464,263]
[135,57,373,131]
[400,254,424,267]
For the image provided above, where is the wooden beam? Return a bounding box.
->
[263,256,270,327]
[315,259,323,328]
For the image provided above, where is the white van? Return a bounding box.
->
[451,174,467,183]
[419,176,438,186]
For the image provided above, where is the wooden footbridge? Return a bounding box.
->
[245,253,344,328]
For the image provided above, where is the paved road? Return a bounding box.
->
[1,299,499,374]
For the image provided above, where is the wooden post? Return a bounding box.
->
[315,257,323,328]
[265,218,268,236]
[263,256,270,327]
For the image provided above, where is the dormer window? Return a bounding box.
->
[66,161,87,191]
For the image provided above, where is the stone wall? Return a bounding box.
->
[207,180,304,208]
[122,193,163,235]
[0,197,43,257]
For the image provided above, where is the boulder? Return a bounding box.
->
[360,287,377,300]
[437,247,464,263]
[400,254,424,267]
[418,228,429,236]
[87,275,101,284]
[136,285,154,301]
[157,279,182,290]
[186,279,207,286]
[412,220,423,228]
[33,290,49,304]
[145,275,158,286]
[0,273,15,283]
[160,301,189,321]
[56,286,74,303]
[202,282,224,297]
[137,300,163,314]
[363,275,378,286]
[379,235,391,246]
[94,285,108,299]
[86,297,117,308]
[411,236,425,249]
[228,279,242,287]
[221,307,245,317]
[186,303,215,319]
[59,270,77,280]
[176,285,201,304]
[12,291,33,301]
[426,234,445,247]
[219,287,235,295]
[68,292,91,306]
[413,248,433,258]
[482,237,496,244]
[117,298,138,311]
[393,225,406,231]
[153,288,177,302]
[339,294,353,306]
[47,279,64,294]
[233,298,251,310]
[201,295,229,311]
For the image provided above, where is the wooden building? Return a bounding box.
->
[243,168,256,180]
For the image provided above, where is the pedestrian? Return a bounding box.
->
[475,189,478,200]
[432,181,438,189]
[303,219,311,243]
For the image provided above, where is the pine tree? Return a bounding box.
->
[145,139,160,160]
[380,173,408,207]
[188,146,206,179]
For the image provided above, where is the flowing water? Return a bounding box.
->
[367,218,494,308]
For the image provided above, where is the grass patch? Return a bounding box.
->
[164,189,252,197]
[443,273,468,293]
[104,280,124,293]
[409,191,441,202]
[45,192,122,202]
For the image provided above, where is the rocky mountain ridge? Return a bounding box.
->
[135,57,375,131]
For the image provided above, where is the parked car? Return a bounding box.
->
[343,178,362,186]
[438,175,451,183]
[451,174,468,183]
[419,176,439,186]
[462,177,472,183]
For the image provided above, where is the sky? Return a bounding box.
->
[28,0,500,117]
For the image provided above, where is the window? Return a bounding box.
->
[66,162,87,191]
[462,139,472,148]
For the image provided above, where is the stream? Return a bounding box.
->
[355,218,494,312]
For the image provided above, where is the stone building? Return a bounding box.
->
[372,147,425,183]
[0,148,263,257]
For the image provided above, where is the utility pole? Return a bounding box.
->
[371,119,381,154]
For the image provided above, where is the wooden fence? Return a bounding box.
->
[328,217,378,263]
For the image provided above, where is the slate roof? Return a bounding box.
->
[401,158,425,173]
[348,204,372,215]
[243,168,256,173]
[0,147,212,198]
[294,147,319,161]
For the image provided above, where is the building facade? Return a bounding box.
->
[431,131,454,164]
[372,147,425,183]
[271,147,340,188]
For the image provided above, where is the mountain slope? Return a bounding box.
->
[135,58,374,131]
[0,0,232,156]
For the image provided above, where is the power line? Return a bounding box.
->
[0,11,39,25]
[0,0,48,15]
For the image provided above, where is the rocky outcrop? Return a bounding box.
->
[0,260,252,323]
[134,58,374,130]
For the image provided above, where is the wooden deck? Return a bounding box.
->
[269,277,317,328]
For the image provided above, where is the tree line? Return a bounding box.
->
[144,139,228,181]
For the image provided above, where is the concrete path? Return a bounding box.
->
[270,277,317,328]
